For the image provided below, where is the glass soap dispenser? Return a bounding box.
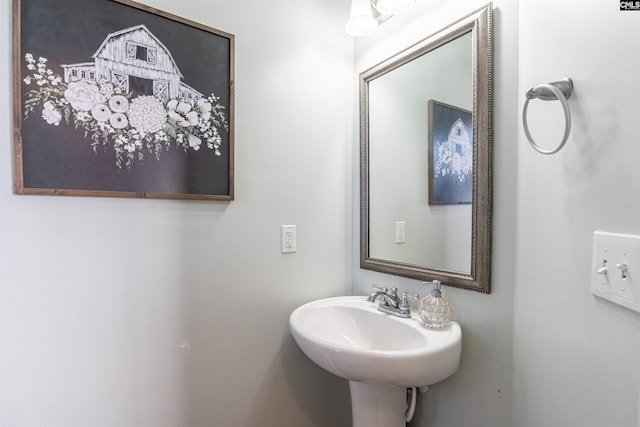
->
[418,280,451,329]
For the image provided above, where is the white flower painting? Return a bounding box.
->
[429,100,473,205]
[22,25,229,170]
[433,118,472,185]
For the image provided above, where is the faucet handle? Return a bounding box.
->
[399,292,419,309]
[372,284,388,293]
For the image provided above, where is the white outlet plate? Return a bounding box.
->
[281,225,297,253]
[591,231,640,313]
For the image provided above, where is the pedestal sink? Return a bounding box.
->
[289,296,461,427]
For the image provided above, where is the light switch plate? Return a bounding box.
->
[395,221,406,244]
[591,231,640,313]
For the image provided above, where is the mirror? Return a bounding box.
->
[360,4,493,293]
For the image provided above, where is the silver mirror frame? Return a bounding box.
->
[360,3,493,293]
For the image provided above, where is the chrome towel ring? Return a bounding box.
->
[522,78,573,155]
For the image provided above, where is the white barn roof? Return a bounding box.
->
[91,24,184,79]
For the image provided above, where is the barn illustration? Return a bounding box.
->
[445,118,471,159]
[61,25,203,103]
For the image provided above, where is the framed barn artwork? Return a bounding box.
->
[12,0,235,200]
[428,100,472,205]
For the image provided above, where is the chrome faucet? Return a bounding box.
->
[367,285,419,318]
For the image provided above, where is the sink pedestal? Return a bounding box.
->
[349,381,407,427]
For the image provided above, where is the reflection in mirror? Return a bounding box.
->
[369,34,473,273]
[360,4,493,293]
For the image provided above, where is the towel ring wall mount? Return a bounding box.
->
[522,77,573,155]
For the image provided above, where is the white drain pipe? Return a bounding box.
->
[405,387,417,422]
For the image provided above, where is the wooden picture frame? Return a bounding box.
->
[428,100,472,205]
[12,0,235,200]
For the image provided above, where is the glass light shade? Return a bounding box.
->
[345,0,378,37]
[374,0,415,16]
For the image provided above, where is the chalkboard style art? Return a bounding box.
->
[13,0,235,200]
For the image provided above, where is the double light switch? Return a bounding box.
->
[591,231,640,313]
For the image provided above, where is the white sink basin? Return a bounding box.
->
[289,296,462,388]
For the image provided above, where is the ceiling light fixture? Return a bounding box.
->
[345,0,416,37]
[344,0,379,37]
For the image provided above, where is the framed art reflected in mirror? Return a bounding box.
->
[428,100,473,206]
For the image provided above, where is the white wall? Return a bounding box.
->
[513,1,640,426]
[0,1,354,426]
[353,1,519,426]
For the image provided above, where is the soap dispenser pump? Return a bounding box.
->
[418,280,451,329]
